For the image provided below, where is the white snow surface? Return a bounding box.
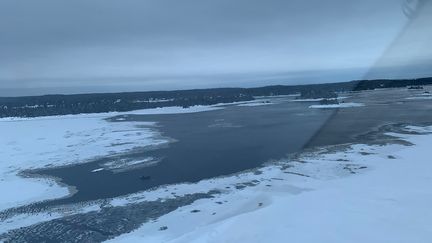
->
[309,102,364,109]
[108,126,432,243]
[0,105,221,211]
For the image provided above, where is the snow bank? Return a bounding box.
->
[309,102,364,109]
[108,126,432,243]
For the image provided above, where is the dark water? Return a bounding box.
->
[39,98,333,205]
[37,88,432,206]
[307,89,432,146]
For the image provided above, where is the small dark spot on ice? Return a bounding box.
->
[388,155,396,159]
[258,203,263,207]
[140,175,151,181]
[190,209,201,213]
[212,212,216,215]
[235,185,246,189]
[266,184,272,187]
[215,201,223,205]
[159,226,168,231]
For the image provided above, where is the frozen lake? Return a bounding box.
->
[2,87,432,242]
[37,88,432,206]
[39,96,333,205]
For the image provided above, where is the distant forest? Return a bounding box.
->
[1,77,431,118]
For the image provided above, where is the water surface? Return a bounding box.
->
[41,97,332,205]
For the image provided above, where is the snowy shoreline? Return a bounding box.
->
[2,123,432,241]
[0,105,224,122]
[0,105,222,212]
[106,124,432,243]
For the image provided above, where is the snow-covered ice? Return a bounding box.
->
[123,105,223,115]
[108,126,432,243]
[405,96,432,100]
[237,102,273,107]
[0,115,160,211]
[292,96,348,102]
[309,102,364,109]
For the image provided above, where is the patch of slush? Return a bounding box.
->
[309,102,364,109]
[91,168,105,173]
[253,94,300,99]
[208,119,242,128]
[0,204,102,235]
[126,105,223,115]
[403,125,432,133]
[405,96,432,100]
[102,157,161,172]
[292,96,348,102]
[237,101,273,107]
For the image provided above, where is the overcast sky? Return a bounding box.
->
[0,0,431,96]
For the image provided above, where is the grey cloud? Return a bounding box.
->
[0,0,430,95]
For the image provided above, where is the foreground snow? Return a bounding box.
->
[0,105,221,212]
[108,126,432,243]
